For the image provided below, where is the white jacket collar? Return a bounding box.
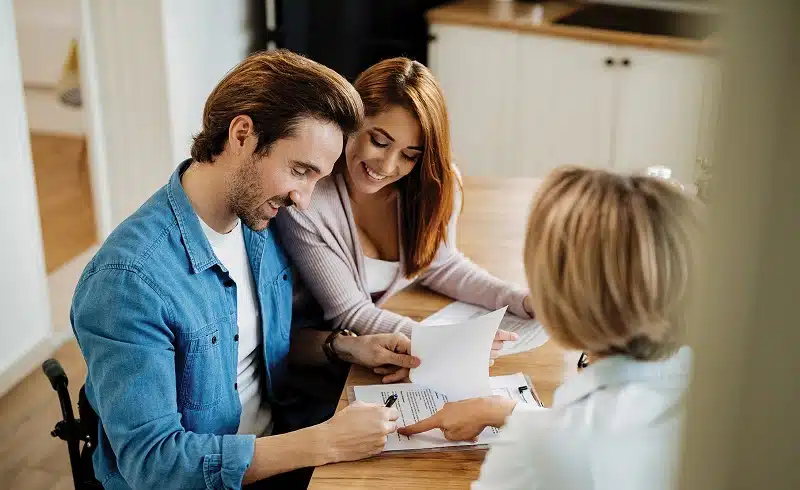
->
[554,346,693,408]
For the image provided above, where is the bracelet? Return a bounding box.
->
[322,328,357,364]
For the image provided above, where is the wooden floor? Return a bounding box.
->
[31,133,97,273]
[0,337,87,489]
[0,133,97,489]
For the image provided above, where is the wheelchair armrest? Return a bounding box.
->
[43,358,68,391]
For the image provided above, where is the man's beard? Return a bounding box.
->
[227,156,292,232]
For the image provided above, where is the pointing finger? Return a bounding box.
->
[398,414,441,436]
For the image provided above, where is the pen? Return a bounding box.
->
[384,394,398,408]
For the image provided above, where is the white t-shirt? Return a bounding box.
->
[199,217,273,436]
[363,256,400,294]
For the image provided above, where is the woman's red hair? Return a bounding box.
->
[353,57,459,277]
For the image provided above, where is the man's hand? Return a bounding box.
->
[336,333,421,383]
[398,397,517,442]
[319,401,399,463]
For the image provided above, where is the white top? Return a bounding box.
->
[363,255,400,294]
[473,347,693,490]
[199,217,272,436]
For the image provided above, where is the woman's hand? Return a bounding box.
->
[490,330,519,365]
[398,397,518,442]
[524,295,535,318]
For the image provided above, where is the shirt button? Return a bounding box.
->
[234,383,238,390]
[211,336,217,344]
[282,273,288,281]
[223,279,234,287]
[234,334,239,342]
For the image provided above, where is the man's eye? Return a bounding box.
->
[292,167,308,177]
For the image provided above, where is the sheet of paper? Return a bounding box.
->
[410,307,506,401]
[352,373,542,452]
[422,301,549,356]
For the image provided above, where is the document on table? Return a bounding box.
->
[422,301,549,356]
[410,307,506,401]
[351,373,542,452]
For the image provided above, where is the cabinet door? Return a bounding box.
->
[515,34,618,177]
[428,24,517,176]
[613,47,709,183]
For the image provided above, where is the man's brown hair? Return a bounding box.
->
[191,49,363,162]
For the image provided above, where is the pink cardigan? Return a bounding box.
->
[274,173,530,337]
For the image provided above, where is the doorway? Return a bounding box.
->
[13,0,99,341]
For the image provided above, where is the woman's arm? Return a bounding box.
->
[275,206,416,337]
[419,183,533,319]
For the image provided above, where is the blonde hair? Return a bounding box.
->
[524,166,702,361]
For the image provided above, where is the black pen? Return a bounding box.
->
[384,394,398,408]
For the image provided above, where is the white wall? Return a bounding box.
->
[82,0,254,231]
[161,0,253,164]
[0,0,53,392]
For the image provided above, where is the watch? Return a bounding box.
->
[322,328,357,364]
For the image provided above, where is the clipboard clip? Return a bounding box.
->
[518,385,544,407]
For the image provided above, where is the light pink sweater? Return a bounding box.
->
[274,173,530,337]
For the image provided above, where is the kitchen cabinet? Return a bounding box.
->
[612,45,708,182]
[428,24,518,176]
[514,35,618,175]
[428,24,717,184]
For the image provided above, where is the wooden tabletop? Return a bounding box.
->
[308,177,569,489]
[426,0,720,56]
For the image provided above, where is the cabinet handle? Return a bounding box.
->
[622,58,631,67]
[605,57,615,66]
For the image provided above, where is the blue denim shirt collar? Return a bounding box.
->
[554,346,693,408]
[166,159,220,274]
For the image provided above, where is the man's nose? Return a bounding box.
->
[289,188,311,211]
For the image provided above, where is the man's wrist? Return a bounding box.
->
[309,423,337,466]
[332,334,358,364]
[322,328,357,365]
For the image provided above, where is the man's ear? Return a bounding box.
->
[228,115,254,155]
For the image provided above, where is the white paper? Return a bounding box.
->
[410,307,506,401]
[352,373,542,452]
[422,301,549,356]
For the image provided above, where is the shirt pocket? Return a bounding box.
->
[180,325,225,410]
[274,265,293,340]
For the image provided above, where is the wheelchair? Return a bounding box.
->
[42,358,103,490]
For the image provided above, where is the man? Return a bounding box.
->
[71,50,418,490]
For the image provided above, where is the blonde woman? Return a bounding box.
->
[400,166,702,490]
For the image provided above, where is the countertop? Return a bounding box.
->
[426,0,719,55]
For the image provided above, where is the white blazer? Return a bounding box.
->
[473,347,692,490]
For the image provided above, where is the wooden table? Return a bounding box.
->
[308,177,568,489]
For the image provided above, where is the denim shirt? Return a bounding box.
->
[71,160,294,490]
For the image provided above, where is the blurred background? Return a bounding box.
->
[2,1,797,489]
